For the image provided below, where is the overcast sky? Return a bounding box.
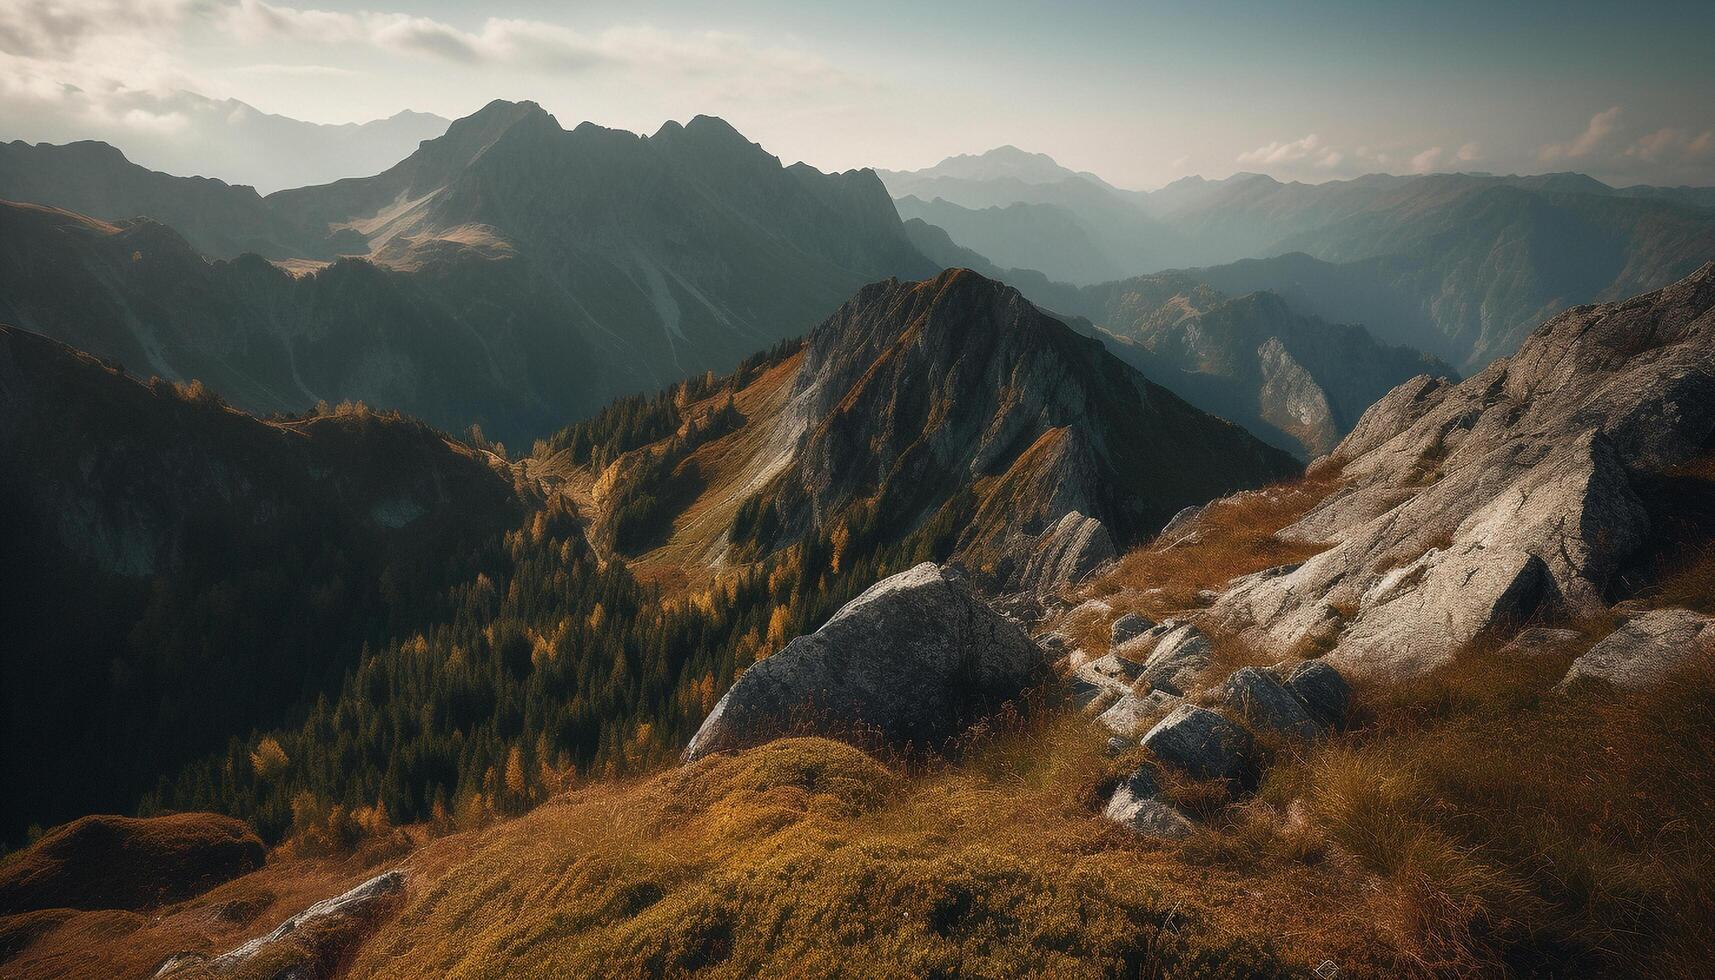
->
[4,0,1713,189]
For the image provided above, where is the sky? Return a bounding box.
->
[3,0,1714,189]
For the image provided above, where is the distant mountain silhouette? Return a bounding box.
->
[0,102,937,445]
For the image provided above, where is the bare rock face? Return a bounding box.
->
[1110,612,1156,646]
[1008,510,1117,594]
[1138,624,1214,695]
[156,869,406,979]
[1560,609,1715,691]
[1095,690,1183,737]
[684,563,1048,761]
[1210,263,1715,682]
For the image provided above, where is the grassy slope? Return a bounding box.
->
[6,463,1710,977]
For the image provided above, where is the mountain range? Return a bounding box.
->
[885,148,1715,369]
[0,101,936,446]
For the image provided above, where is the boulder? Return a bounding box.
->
[684,563,1048,761]
[1110,612,1156,647]
[1095,690,1183,737]
[1102,767,1195,839]
[1158,504,1204,539]
[1281,660,1352,729]
[1560,608,1715,691]
[158,869,406,978]
[1141,705,1256,783]
[1219,667,1320,739]
[1139,624,1213,695]
[0,813,264,914]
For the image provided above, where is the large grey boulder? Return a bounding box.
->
[1141,704,1256,783]
[1218,667,1320,739]
[1209,264,1715,682]
[684,563,1048,761]
[1102,767,1195,839]
[1281,660,1351,729]
[1560,609,1715,691]
[157,869,406,978]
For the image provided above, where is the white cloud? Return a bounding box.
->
[228,62,357,78]
[1539,106,1621,162]
[1236,133,1343,169]
[1624,126,1714,164]
[219,1,839,86]
[1408,146,1443,173]
[1455,141,1481,162]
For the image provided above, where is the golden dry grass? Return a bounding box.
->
[1253,637,1715,977]
[342,725,1402,978]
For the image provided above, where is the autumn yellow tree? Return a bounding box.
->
[250,737,289,780]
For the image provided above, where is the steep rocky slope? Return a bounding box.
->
[0,324,523,839]
[1207,261,1715,680]
[773,271,1298,584]
[894,236,1453,458]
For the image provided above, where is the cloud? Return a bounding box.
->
[1408,146,1443,173]
[219,1,837,85]
[1236,133,1344,169]
[228,62,357,77]
[1624,126,1714,164]
[0,0,199,59]
[1455,141,1481,162]
[1539,106,1621,162]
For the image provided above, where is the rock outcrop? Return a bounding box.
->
[1560,609,1715,690]
[1209,263,1715,681]
[0,813,264,914]
[684,564,1048,761]
[156,869,406,979]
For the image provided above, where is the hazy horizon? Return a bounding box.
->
[3,0,1713,191]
